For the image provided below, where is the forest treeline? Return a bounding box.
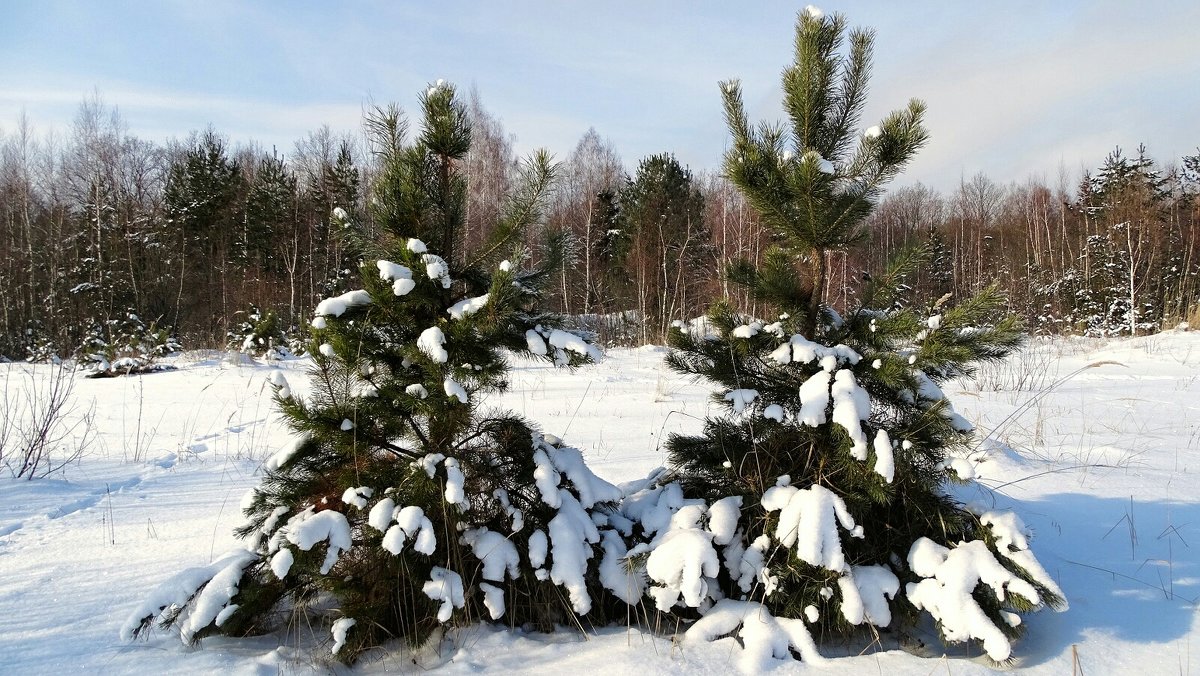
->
[1,93,1198,360]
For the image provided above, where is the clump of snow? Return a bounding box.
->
[599,530,646,604]
[873,429,895,482]
[330,617,355,655]
[422,253,451,288]
[909,373,945,410]
[479,582,506,620]
[121,548,260,644]
[264,435,308,471]
[548,490,603,614]
[376,260,416,296]
[318,343,335,358]
[443,457,466,505]
[418,326,448,363]
[382,505,437,555]
[406,238,427,253]
[906,537,1044,661]
[443,377,468,403]
[798,370,832,426]
[769,334,861,367]
[762,483,861,572]
[645,518,720,611]
[315,290,372,317]
[724,389,759,414]
[731,321,763,339]
[707,495,742,546]
[980,510,1067,605]
[269,547,294,580]
[547,328,602,362]
[684,599,824,672]
[447,294,489,319]
[406,383,428,399]
[525,329,548,356]
[838,565,899,627]
[493,489,524,533]
[340,486,372,508]
[463,528,520,582]
[532,447,562,508]
[367,498,396,532]
[830,369,871,460]
[311,316,327,329]
[864,125,882,139]
[422,567,465,623]
[268,370,291,399]
[339,418,354,431]
[528,529,549,569]
[762,403,785,422]
[804,4,824,20]
[543,442,622,508]
[940,456,977,480]
[285,509,353,575]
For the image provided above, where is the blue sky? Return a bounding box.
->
[1,1,1196,190]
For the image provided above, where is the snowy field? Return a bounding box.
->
[3,332,1200,674]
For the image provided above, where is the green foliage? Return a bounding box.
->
[242,151,297,271]
[164,131,243,242]
[719,10,928,334]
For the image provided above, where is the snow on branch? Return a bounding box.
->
[315,290,372,317]
[684,599,825,673]
[762,483,862,572]
[906,537,1044,661]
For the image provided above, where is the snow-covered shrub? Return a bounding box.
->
[123,85,620,663]
[20,319,59,364]
[226,306,293,360]
[76,311,180,377]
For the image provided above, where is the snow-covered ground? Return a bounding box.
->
[2,333,1200,674]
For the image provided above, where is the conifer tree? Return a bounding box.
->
[123,83,624,662]
[635,7,1065,665]
[242,151,297,272]
[617,153,707,342]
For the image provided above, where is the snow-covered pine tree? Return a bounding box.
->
[123,82,624,662]
[226,305,291,360]
[77,310,180,377]
[635,7,1066,667]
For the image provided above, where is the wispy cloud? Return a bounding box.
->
[2,1,1196,189]
[0,86,367,154]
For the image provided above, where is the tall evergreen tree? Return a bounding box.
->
[617,153,708,342]
[637,8,1065,665]
[242,150,297,272]
[123,83,625,663]
[162,131,243,334]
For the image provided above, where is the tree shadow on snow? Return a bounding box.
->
[971,489,1200,668]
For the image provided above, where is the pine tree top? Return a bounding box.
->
[719,8,929,332]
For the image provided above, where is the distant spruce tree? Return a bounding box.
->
[640,7,1065,665]
[124,83,626,662]
[616,153,708,342]
[242,150,297,272]
[226,304,291,360]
